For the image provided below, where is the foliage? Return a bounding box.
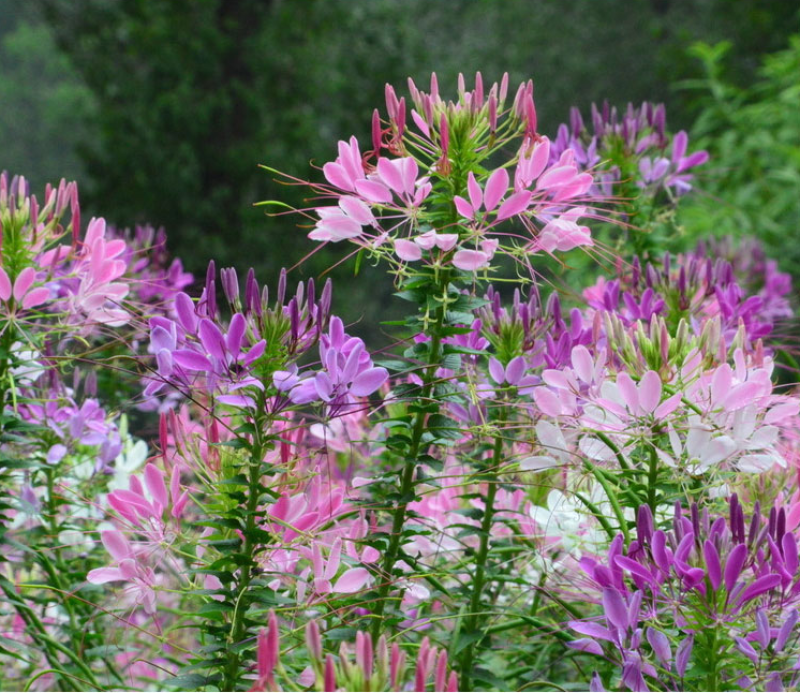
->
[677,35,800,277]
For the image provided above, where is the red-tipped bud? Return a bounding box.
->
[429,72,439,100]
[499,72,509,103]
[372,109,382,156]
[447,670,458,692]
[474,71,484,107]
[385,84,399,119]
[434,650,448,692]
[324,654,337,692]
[159,412,169,465]
[488,94,498,133]
[306,620,322,661]
[257,610,280,683]
[439,114,449,156]
[396,97,406,136]
[390,643,404,690]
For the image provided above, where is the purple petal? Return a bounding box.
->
[350,367,388,397]
[488,357,505,385]
[242,339,267,367]
[505,356,526,385]
[783,533,798,574]
[724,543,748,592]
[199,319,227,362]
[738,574,781,605]
[226,313,246,360]
[151,325,176,353]
[675,635,693,677]
[775,609,798,651]
[615,556,655,585]
[174,292,197,333]
[703,540,722,590]
[734,637,759,665]
[646,628,672,666]
[651,530,672,573]
[602,586,629,630]
[566,638,604,657]
[173,349,212,372]
[568,620,615,643]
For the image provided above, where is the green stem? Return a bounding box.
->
[459,407,507,690]
[0,577,99,690]
[574,491,616,541]
[584,462,630,544]
[647,443,659,512]
[371,272,450,641]
[222,407,270,691]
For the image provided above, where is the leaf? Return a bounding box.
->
[374,359,410,373]
[166,673,219,689]
[326,627,358,641]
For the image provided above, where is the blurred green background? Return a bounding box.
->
[2,0,799,330]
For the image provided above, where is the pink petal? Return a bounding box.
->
[332,567,370,593]
[638,371,662,414]
[453,196,474,220]
[672,131,688,162]
[339,196,375,226]
[571,345,593,383]
[452,249,489,271]
[435,234,458,251]
[12,267,36,302]
[399,158,418,196]
[377,158,405,196]
[616,373,639,413]
[144,463,169,511]
[354,179,393,204]
[395,239,422,262]
[315,214,363,241]
[567,638,604,656]
[0,268,11,301]
[467,171,482,210]
[495,190,532,220]
[101,530,131,561]
[533,387,562,416]
[414,231,437,250]
[505,356,525,384]
[324,539,342,581]
[537,165,577,190]
[484,168,509,211]
[323,162,354,191]
[84,217,106,245]
[527,137,551,182]
[654,393,682,419]
[87,567,124,584]
[22,287,50,309]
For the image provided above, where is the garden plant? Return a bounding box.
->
[0,71,798,693]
